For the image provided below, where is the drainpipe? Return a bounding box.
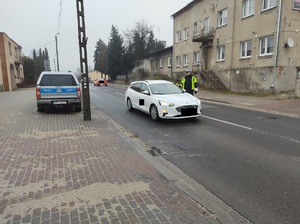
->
[272,0,282,88]
[230,0,237,90]
[170,15,174,78]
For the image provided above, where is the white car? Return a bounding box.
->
[125,80,201,121]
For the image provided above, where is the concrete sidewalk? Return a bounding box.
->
[196,90,300,119]
[0,89,251,224]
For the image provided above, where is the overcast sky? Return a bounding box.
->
[0,0,191,72]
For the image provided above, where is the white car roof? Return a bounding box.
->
[132,80,172,84]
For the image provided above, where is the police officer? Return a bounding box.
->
[181,69,198,95]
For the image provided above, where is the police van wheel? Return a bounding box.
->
[75,106,81,112]
[37,105,45,112]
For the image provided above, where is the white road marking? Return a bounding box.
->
[201,115,253,130]
[116,92,125,96]
[201,115,300,144]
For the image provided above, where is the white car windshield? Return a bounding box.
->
[149,83,183,95]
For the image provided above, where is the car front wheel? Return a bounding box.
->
[127,98,134,111]
[150,105,159,121]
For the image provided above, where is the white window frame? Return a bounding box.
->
[193,52,200,64]
[168,56,172,67]
[176,56,181,67]
[217,46,225,61]
[242,0,255,17]
[175,31,181,43]
[240,40,252,58]
[183,54,188,66]
[159,58,164,68]
[262,0,276,10]
[218,8,228,27]
[259,36,274,56]
[183,27,189,40]
[204,17,210,34]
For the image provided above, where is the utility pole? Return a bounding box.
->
[55,34,60,71]
[76,0,91,120]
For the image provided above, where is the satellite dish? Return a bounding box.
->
[287,38,294,48]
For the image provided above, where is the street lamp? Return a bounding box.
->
[53,57,56,71]
[55,34,60,71]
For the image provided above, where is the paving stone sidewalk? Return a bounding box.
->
[0,89,250,224]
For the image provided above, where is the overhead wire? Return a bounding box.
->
[23,40,55,53]
[23,1,64,54]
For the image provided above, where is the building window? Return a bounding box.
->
[218,8,228,27]
[262,0,276,10]
[176,56,181,67]
[176,31,181,43]
[168,56,172,67]
[194,21,204,35]
[151,59,155,71]
[159,58,164,68]
[240,40,252,58]
[242,0,254,17]
[183,27,189,40]
[183,54,188,66]
[193,52,200,64]
[293,0,300,10]
[260,36,274,55]
[217,46,225,61]
[8,42,12,55]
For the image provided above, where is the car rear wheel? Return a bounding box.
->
[127,98,134,111]
[37,105,45,112]
[150,105,159,121]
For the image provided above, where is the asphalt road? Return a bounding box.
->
[90,84,300,224]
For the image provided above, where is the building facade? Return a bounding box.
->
[144,46,173,77]
[172,0,300,93]
[0,32,24,91]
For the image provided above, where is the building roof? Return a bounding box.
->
[0,32,22,49]
[171,0,201,18]
[145,46,173,58]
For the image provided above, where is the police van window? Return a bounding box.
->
[40,75,77,86]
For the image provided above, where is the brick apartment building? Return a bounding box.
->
[0,32,24,91]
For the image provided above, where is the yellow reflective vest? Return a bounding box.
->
[181,75,197,90]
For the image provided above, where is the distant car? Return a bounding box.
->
[36,71,81,112]
[125,80,201,121]
[94,78,108,86]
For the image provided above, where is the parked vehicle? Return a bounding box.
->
[36,71,81,112]
[94,78,108,86]
[125,80,201,121]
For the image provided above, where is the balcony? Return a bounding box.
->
[14,55,23,65]
[192,27,214,43]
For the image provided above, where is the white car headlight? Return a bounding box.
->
[159,100,175,107]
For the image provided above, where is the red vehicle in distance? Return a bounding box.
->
[94,78,108,87]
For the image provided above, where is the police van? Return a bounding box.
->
[36,71,82,112]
